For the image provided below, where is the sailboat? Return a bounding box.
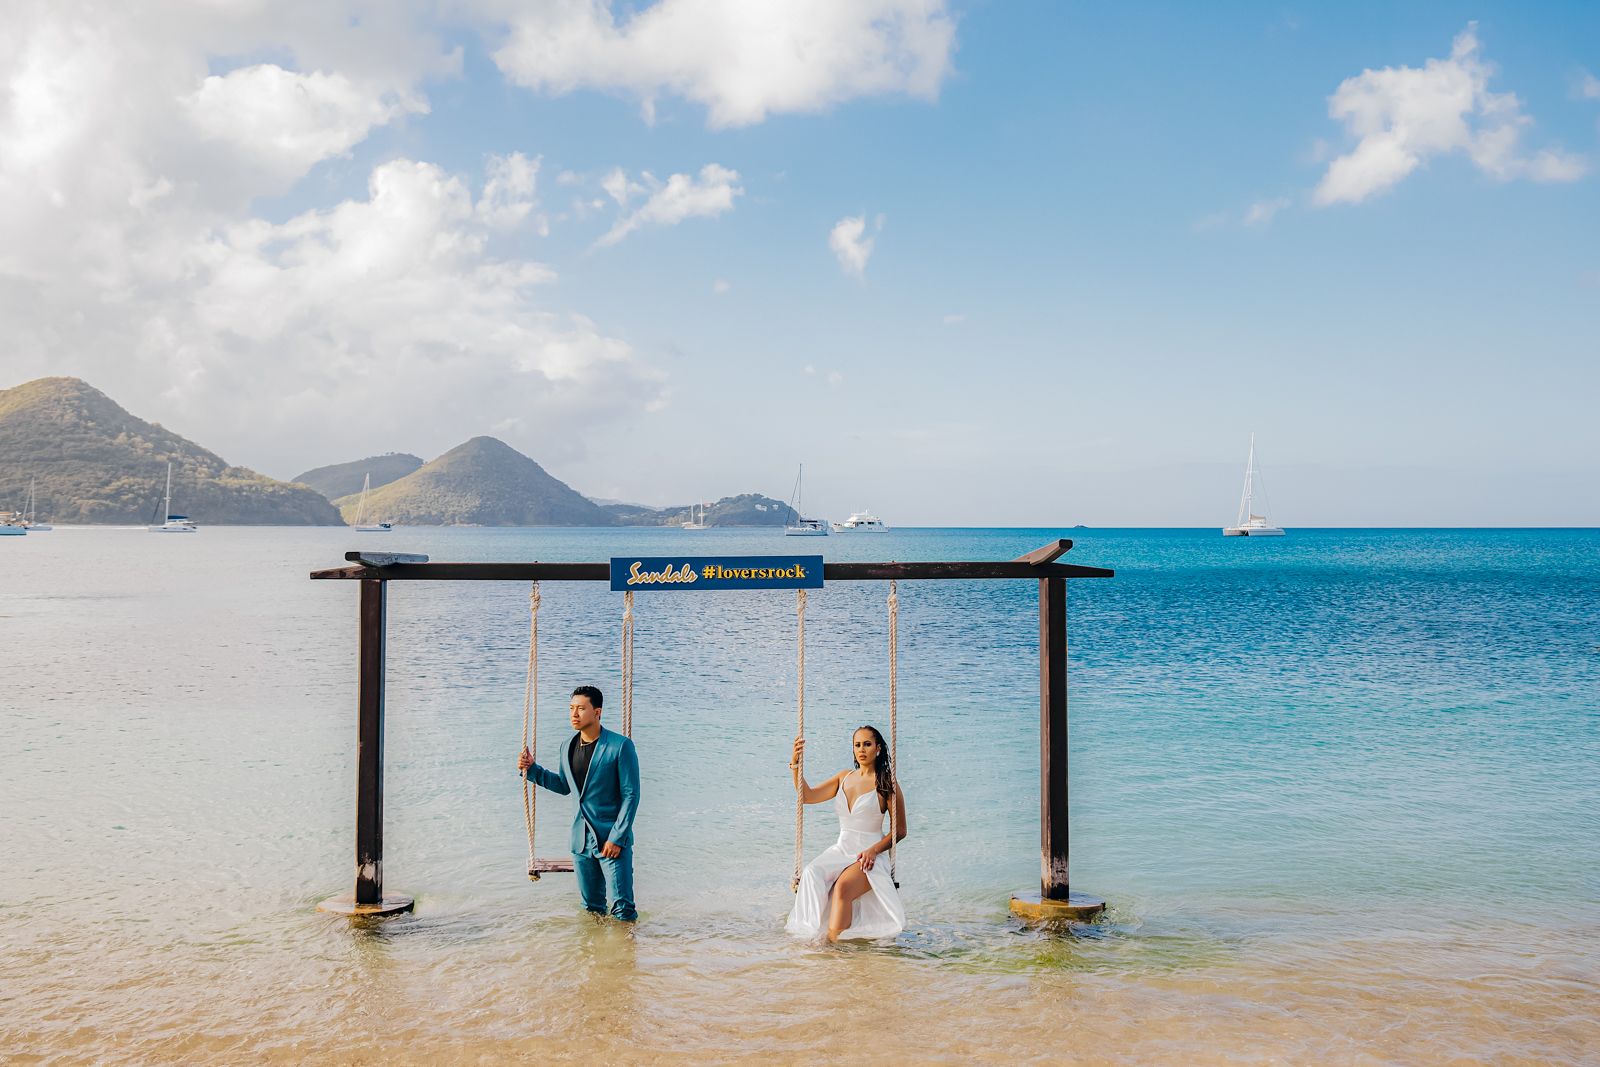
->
[148,462,198,532]
[681,500,710,530]
[1223,434,1284,536]
[352,473,393,532]
[783,464,828,536]
[20,477,51,531]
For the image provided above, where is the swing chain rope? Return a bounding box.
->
[792,587,807,891]
[522,582,541,879]
[620,591,635,738]
[887,580,899,885]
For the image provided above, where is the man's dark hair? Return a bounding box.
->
[572,685,604,709]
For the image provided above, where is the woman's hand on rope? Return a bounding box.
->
[518,747,534,773]
[789,736,805,770]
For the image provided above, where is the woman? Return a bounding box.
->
[785,726,908,942]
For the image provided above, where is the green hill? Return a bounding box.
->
[293,453,423,501]
[0,377,344,525]
[336,436,612,526]
[600,493,797,527]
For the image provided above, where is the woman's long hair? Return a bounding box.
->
[854,725,895,813]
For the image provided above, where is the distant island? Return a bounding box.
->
[1,377,798,527]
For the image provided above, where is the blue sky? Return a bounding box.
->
[3,2,1596,524]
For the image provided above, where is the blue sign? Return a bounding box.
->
[610,555,824,591]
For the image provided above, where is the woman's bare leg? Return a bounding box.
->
[826,863,872,943]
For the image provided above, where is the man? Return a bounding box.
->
[518,685,640,922]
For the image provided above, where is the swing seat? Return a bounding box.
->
[528,857,575,880]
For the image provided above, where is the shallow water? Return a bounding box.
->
[3,527,1597,1064]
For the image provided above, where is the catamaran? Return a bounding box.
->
[1223,434,1284,537]
[148,462,198,533]
[832,510,889,532]
[783,464,828,536]
[351,473,393,532]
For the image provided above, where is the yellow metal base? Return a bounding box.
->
[1008,890,1106,923]
[317,893,415,917]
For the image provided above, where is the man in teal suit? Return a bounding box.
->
[518,685,640,921]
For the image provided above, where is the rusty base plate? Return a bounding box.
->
[1008,890,1106,923]
[317,893,415,917]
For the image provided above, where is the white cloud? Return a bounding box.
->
[596,163,743,246]
[826,370,844,388]
[0,5,663,473]
[476,152,545,231]
[489,0,957,128]
[600,166,646,205]
[184,65,426,189]
[1577,71,1600,100]
[1315,24,1587,206]
[829,214,881,276]
[942,313,965,325]
[1243,197,1291,225]
[712,278,731,294]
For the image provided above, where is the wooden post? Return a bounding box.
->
[1040,576,1070,899]
[319,579,413,916]
[1009,576,1104,922]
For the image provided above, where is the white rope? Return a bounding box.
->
[620,591,634,737]
[522,582,541,880]
[887,580,899,885]
[792,587,807,891]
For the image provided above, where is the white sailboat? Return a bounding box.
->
[783,464,828,536]
[20,477,51,530]
[352,473,393,532]
[1223,434,1284,537]
[148,462,198,532]
[682,500,710,530]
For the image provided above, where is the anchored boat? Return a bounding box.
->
[1223,434,1284,537]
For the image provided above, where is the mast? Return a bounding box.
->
[163,463,173,522]
[1236,434,1256,527]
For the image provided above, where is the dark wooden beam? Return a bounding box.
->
[311,559,1114,582]
[355,578,386,906]
[1012,539,1073,565]
[1039,576,1070,900]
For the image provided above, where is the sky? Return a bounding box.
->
[1,1,1597,525]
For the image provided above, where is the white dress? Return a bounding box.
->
[785,778,906,940]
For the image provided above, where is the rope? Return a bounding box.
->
[522,582,541,880]
[792,587,807,891]
[620,590,634,737]
[887,580,899,885]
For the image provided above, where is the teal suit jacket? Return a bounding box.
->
[525,727,640,853]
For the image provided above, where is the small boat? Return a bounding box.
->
[1223,434,1284,537]
[682,501,710,530]
[0,519,24,536]
[783,464,828,536]
[832,510,889,532]
[351,473,393,532]
[148,463,198,532]
[19,478,51,531]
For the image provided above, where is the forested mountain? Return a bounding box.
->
[293,453,423,501]
[334,436,612,526]
[0,377,343,525]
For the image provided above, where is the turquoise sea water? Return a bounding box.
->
[3,527,1597,1063]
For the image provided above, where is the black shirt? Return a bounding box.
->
[569,733,599,793]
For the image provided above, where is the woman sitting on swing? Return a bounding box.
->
[785,726,908,942]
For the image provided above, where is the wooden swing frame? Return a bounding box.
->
[310,539,1113,921]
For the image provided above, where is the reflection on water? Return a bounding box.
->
[3,527,1598,1063]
